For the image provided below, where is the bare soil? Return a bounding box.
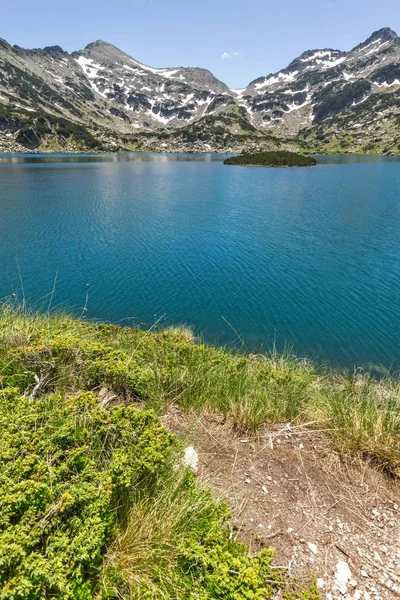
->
[162,408,400,600]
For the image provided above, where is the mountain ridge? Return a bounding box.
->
[1,27,400,154]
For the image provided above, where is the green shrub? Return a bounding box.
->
[0,390,176,599]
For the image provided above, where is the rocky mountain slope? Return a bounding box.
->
[1,27,400,153]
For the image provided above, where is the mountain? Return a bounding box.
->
[1,28,400,154]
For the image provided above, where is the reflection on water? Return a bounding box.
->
[0,152,228,165]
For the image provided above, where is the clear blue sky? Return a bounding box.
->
[3,0,400,87]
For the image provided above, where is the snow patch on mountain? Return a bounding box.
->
[254,71,299,90]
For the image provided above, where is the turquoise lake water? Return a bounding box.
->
[0,152,399,370]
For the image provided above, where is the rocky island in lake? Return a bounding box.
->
[224,151,317,168]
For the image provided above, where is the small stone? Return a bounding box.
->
[379,545,388,554]
[361,571,368,578]
[349,579,357,588]
[299,443,304,449]
[373,551,382,564]
[257,523,263,528]
[240,439,249,443]
[354,591,362,600]
[371,509,380,517]
[287,527,294,534]
[385,580,393,590]
[183,446,199,473]
[335,560,352,594]
[245,478,251,484]
[316,578,324,589]
[262,486,269,494]
[307,542,318,555]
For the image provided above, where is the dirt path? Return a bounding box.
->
[163,408,400,600]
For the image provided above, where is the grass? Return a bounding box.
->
[0,301,326,599]
[0,301,399,475]
[0,301,399,597]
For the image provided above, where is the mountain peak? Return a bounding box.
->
[84,39,115,50]
[370,27,397,40]
[353,27,398,51]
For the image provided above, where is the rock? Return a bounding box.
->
[307,542,318,555]
[335,560,352,594]
[373,551,382,563]
[245,478,251,484]
[361,571,368,578]
[316,578,325,589]
[16,127,40,150]
[183,446,199,473]
[261,486,269,494]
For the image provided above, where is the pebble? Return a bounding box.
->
[307,542,318,555]
[335,560,352,595]
[373,551,382,563]
[245,478,251,484]
[183,446,199,473]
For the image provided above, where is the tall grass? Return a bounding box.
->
[0,301,399,475]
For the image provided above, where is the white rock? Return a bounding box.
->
[354,591,362,600]
[287,527,294,534]
[349,579,357,588]
[335,560,352,594]
[361,570,368,578]
[373,551,382,564]
[183,446,199,473]
[245,478,251,484]
[316,578,325,589]
[307,542,318,555]
[262,486,269,494]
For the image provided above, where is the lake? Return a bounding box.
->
[0,152,399,371]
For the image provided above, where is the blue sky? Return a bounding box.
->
[3,0,400,87]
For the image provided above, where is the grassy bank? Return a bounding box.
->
[1,304,399,598]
